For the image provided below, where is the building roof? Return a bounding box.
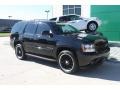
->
[0,19,21,27]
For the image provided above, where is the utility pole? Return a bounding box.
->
[8,16,12,19]
[8,16,12,31]
[45,10,50,20]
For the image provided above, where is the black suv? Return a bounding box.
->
[10,20,110,74]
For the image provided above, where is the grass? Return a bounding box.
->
[0,32,10,37]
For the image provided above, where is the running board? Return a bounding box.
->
[26,53,56,62]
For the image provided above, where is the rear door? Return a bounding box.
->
[22,22,37,53]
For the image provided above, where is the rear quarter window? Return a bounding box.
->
[11,21,27,34]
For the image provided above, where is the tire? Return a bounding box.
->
[86,22,98,33]
[15,44,26,60]
[58,50,79,74]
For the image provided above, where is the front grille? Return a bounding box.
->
[94,39,109,53]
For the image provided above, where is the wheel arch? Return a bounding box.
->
[14,40,23,49]
[56,47,77,60]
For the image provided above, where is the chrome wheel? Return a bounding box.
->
[88,23,97,31]
[58,50,79,74]
[59,54,74,72]
[15,44,26,60]
[16,47,23,58]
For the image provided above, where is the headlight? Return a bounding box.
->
[81,44,95,52]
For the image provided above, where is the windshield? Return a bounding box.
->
[69,15,80,20]
[59,15,80,22]
[57,24,80,34]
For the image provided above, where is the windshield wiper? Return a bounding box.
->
[63,31,80,34]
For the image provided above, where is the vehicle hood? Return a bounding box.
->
[76,33,107,43]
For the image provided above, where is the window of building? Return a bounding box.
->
[75,5,81,8]
[75,8,81,15]
[63,9,68,15]
[63,5,81,15]
[69,5,74,9]
[69,9,74,14]
[63,5,68,9]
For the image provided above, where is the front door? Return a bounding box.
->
[33,23,56,57]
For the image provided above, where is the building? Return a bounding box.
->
[53,5,120,41]
[0,19,21,32]
[53,5,90,18]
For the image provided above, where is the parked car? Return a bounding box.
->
[50,14,101,33]
[10,20,110,74]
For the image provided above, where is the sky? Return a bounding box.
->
[0,5,53,20]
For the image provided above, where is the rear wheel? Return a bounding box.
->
[15,44,26,60]
[58,50,79,74]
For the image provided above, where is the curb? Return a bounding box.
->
[106,57,120,63]
[109,41,120,47]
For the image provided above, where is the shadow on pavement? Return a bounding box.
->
[107,57,120,63]
[26,56,58,69]
[24,56,120,82]
[75,57,120,82]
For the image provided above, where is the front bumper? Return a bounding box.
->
[77,49,110,66]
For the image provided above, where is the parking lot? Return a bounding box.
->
[0,37,120,85]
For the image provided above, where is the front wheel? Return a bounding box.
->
[58,50,79,74]
[15,44,26,60]
[86,22,98,33]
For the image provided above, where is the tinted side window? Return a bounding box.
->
[20,22,27,33]
[50,18,57,21]
[59,16,70,22]
[24,23,37,34]
[59,16,65,22]
[11,21,27,34]
[11,23,20,33]
[49,23,63,34]
[36,23,51,35]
